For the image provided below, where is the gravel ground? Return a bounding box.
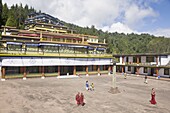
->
[0,74,170,113]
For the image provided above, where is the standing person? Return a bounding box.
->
[124,73,127,79]
[80,93,85,106]
[75,92,80,106]
[86,81,89,91]
[144,75,148,84]
[150,88,157,105]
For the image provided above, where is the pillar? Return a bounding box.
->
[156,56,158,65]
[108,65,111,75]
[86,66,89,76]
[137,56,139,64]
[156,68,159,79]
[136,67,139,76]
[97,65,100,76]
[58,66,60,76]
[73,66,76,75]
[23,67,27,80]
[41,66,45,79]
[121,66,124,74]
[1,67,6,81]
[122,56,124,64]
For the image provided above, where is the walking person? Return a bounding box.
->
[90,83,94,91]
[86,81,89,91]
[144,75,148,84]
[75,92,80,106]
[150,88,157,105]
[80,93,85,106]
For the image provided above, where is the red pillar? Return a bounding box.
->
[23,67,27,78]
[122,56,124,64]
[156,56,158,65]
[2,67,5,79]
[136,67,139,76]
[137,56,139,64]
[58,66,60,76]
[86,66,88,76]
[108,65,111,75]
[122,66,124,73]
[42,66,45,77]
[73,66,76,75]
[98,65,100,76]
[156,68,159,77]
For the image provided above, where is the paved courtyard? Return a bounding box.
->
[0,74,170,113]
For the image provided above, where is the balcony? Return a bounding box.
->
[0,48,112,58]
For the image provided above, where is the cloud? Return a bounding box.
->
[102,22,137,34]
[4,0,166,37]
[149,28,170,38]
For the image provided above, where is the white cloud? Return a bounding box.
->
[124,3,157,28]
[149,28,170,38]
[102,22,137,34]
[5,0,168,37]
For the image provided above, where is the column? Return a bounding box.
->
[122,56,124,64]
[136,67,139,76]
[137,56,139,64]
[156,56,158,65]
[156,68,159,79]
[108,65,111,75]
[86,66,89,76]
[1,67,6,81]
[23,67,27,80]
[58,66,60,76]
[73,66,76,75]
[97,65,100,76]
[121,66,124,74]
[41,66,45,79]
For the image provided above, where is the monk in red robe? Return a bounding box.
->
[75,92,80,106]
[80,93,85,106]
[150,88,157,104]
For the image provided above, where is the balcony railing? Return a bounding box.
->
[0,49,112,58]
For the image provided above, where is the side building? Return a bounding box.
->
[113,53,170,78]
[0,24,113,80]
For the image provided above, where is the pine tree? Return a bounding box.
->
[2,3,9,25]
[0,0,2,28]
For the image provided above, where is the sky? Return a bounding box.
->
[3,0,170,37]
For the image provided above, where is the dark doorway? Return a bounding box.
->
[60,66,74,75]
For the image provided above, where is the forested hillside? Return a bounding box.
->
[0,2,170,54]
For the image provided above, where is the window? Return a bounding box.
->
[144,67,147,73]
[164,68,169,75]
[146,56,154,62]
[128,66,131,71]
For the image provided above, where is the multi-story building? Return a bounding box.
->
[113,53,170,78]
[0,23,113,81]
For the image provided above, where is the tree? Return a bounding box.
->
[0,0,2,28]
[2,3,9,25]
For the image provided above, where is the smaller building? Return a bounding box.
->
[113,53,170,78]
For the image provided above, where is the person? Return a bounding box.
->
[80,93,85,106]
[90,83,94,91]
[124,73,127,79]
[150,88,157,105]
[86,81,89,91]
[75,92,80,106]
[144,75,148,84]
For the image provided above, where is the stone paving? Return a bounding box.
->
[0,74,170,113]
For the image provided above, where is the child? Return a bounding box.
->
[85,81,89,91]
[90,83,94,91]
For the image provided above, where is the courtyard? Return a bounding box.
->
[0,74,170,113]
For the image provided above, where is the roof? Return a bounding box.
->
[113,53,170,57]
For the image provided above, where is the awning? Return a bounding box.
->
[7,42,22,45]
[39,43,61,46]
[25,43,39,46]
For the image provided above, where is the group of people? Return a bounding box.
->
[86,81,94,91]
[75,92,85,106]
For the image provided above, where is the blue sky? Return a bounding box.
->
[3,0,170,37]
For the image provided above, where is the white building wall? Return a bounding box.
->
[160,55,170,65]
[141,56,146,63]
[129,57,133,63]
